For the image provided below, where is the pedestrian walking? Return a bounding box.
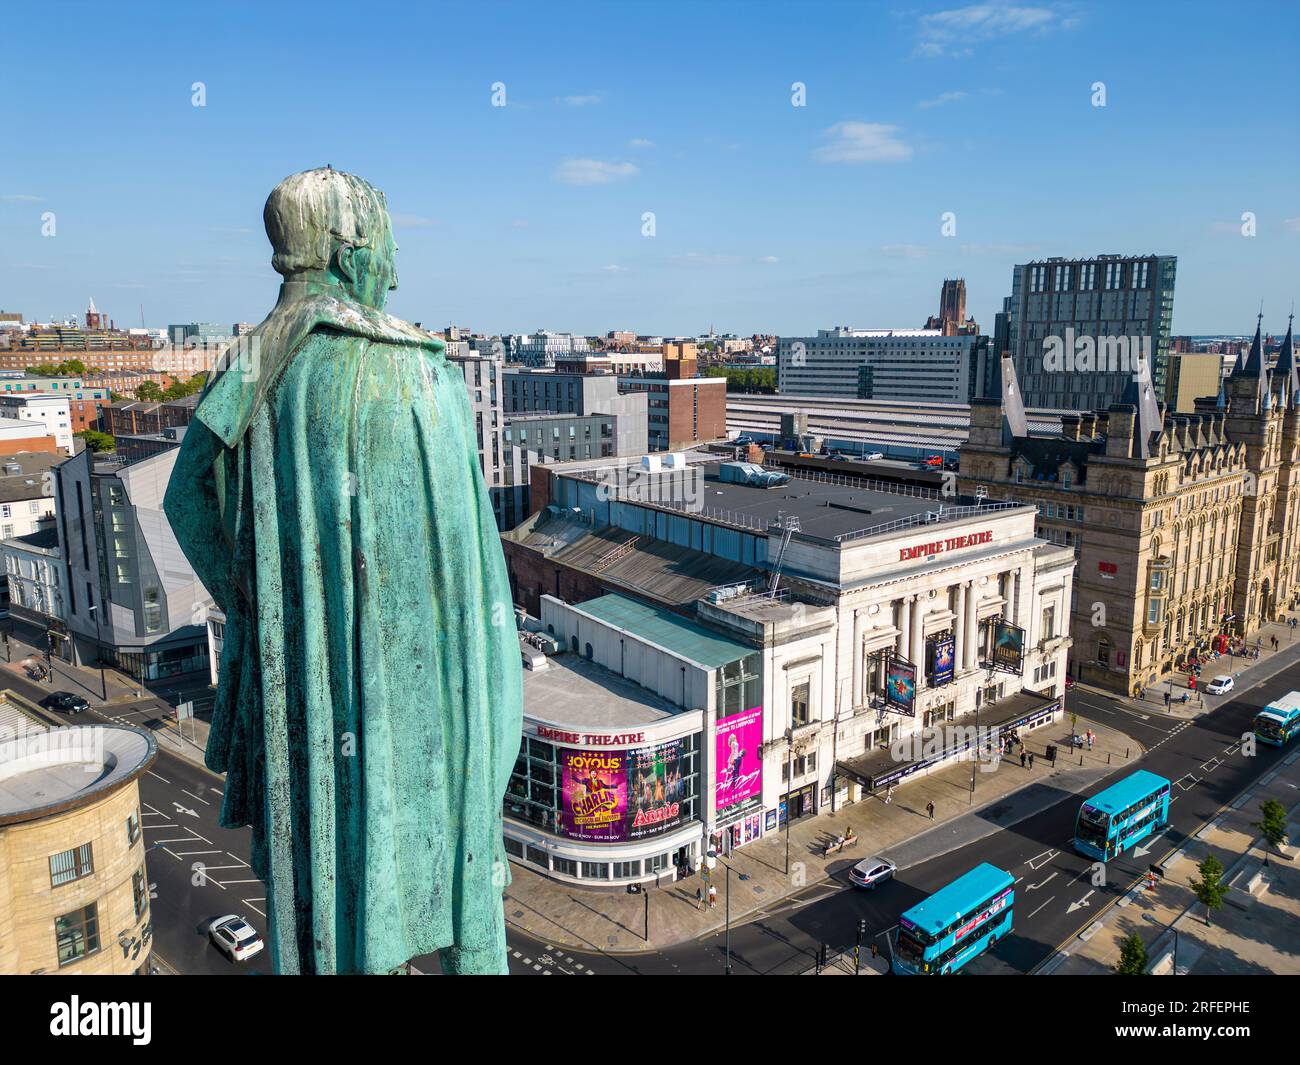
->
[884,785,894,805]
[707,884,717,909]
[926,800,935,820]
[1086,729,1094,750]
[696,886,704,910]
[1019,751,1026,769]
[1164,690,1171,708]
[1027,751,1034,769]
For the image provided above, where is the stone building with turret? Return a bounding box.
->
[958,315,1300,697]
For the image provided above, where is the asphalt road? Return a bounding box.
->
[506,665,1300,976]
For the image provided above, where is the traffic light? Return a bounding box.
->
[857,918,867,937]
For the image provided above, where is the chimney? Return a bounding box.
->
[1106,404,1136,459]
[1060,413,1082,441]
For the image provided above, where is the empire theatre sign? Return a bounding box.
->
[898,529,994,563]
[534,724,646,747]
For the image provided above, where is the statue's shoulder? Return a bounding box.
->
[307,294,444,354]
[195,292,443,450]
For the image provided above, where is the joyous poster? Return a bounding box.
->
[930,633,955,686]
[715,707,763,814]
[627,739,687,840]
[561,749,628,842]
[885,656,916,715]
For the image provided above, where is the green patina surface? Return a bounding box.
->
[163,168,522,975]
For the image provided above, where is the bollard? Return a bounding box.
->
[1107,753,1111,764]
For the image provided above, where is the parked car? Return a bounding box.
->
[848,856,897,889]
[1205,675,1235,695]
[208,915,265,962]
[43,691,90,714]
[1064,674,1077,691]
[923,455,944,467]
[864,451,885,461]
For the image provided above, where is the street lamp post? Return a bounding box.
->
[725,861,732,975]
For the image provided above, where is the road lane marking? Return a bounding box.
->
[147,771,171,784]
[1067,889,1095,914]
[1028,871,1058,891]
[182,788,211,805]
[1028,895,1056,920]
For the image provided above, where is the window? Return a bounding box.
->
[56,903,100,966]
[133,868,148,918]
[581,861,607,880]
[49,842,94,887]
[127,809,141,846]
[613,860,641,879]
[1041,605,1056,641]
[552,856,577,877]
[791,680,810,728]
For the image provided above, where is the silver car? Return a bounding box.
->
[848,856,896,889]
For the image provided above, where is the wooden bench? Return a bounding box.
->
[824,835,860,857]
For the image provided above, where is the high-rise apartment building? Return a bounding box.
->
[1006,253,1176,410]
[777,328,982,403]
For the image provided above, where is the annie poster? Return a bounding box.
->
[716,707,763,814]
[561,749,628,842]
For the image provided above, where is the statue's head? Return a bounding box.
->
[264,167,398,310]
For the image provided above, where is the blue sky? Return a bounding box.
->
[1,0,1296,337]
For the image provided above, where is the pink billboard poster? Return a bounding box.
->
[716,707,763,813]
[561,749,628,841]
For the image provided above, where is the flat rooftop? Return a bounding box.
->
[523,652,691,730]
[575,593,753,669]
[697,462,945,539]
[0,693,157,825]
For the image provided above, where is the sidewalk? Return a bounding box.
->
[0,611,215,769]
[1045,745,1300,975]
[1077,616,1300,721]
[504,711,1143,954]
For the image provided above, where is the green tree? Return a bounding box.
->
[75,429,114,453]
[1254,798,1289,856]
[161,372,207,401]
[1190,854,1228,926]
[1115,932,1148,975]
[135,381,164,402]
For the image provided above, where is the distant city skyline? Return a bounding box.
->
[1,1,1296,335]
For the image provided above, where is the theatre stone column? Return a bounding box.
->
[955,580,968,675]
[912,596,926,691]
[899,596,912,661]
[963,581,979,672]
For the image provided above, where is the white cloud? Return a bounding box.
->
[629,138,655,149]
[553,158,639,186]
[559,91,605,106]
[917,90,969,109]
[759,255,780,264]
[815,122,912,164]
[916,4,1069,58]
[1,194,42,202]
[604,264,627,273]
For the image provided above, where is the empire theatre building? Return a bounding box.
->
[503,453,1075,885]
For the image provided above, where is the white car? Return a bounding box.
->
[208,915,264,962]
[1205,675,1235,695]
[848,856,896,889]
[864,452,885,461]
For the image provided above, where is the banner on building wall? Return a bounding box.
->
[884,656,917,715]
[561,749,629,842]
[715,706,763,815]
[627,738,687,840]
[929,633,956,686]
[991,620,1026,675]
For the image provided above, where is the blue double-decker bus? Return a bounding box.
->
[1254,691,1300,747]
[1072,769,1171,861]
[892,863,1013,975]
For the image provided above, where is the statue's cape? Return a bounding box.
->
[196,284,443,448]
